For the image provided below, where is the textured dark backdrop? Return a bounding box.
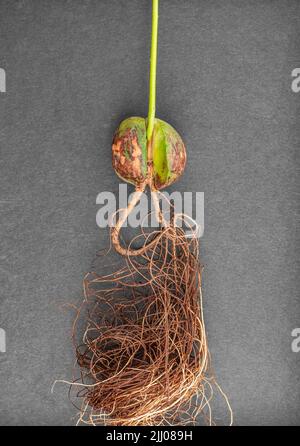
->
[0,0,299,426]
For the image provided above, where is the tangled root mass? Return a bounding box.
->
[70,218,231,426]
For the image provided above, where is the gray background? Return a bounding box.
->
[0,0,299,426]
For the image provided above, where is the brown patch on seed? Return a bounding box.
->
[112,130,145,185]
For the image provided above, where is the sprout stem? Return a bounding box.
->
[147,0,159,142]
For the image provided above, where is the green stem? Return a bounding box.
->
[147,0,159,142]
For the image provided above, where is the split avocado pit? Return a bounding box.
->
[112,117,186,190]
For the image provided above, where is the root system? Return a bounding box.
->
[67,210,232,426]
